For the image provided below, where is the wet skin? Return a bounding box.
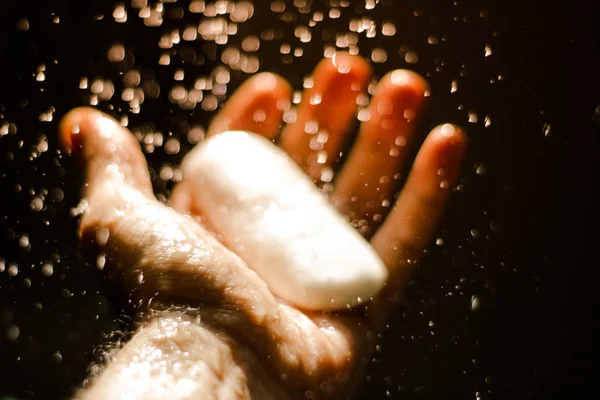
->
[60,53,467,399]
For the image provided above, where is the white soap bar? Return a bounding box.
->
[181,131,388,310]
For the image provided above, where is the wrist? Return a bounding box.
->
[77,308,290,400]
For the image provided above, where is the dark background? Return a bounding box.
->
[0,0,598,399]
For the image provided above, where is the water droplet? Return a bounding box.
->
[16,19,29,31]
[8,264,18,277]
[405,51,419,64]
[484,115,492,127]
[107,43,125,62]
[95,254,106,270]
[371,48,388,63]
[113,3,127,23]
[382,22,396,36]
[309,93,322,105]
[52,351,63,363]
[6,325,20,342]
[95,227,110,247]
[484,45,492,57]
[165,138,181,155]
[30,197,44,211]
[304,120,319,135]
[440,124,455,137]
[451,80,458,93]
[19,235,29,248]
[428,35,439,44]
[320,168,334,183]
[543,123,551,137]
[41,263,54,277]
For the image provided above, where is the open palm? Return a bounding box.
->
[62,53,466,400]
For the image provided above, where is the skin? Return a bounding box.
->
[59,53,467,400]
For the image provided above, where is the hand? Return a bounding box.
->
[61,53,467,400]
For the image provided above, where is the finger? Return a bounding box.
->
[278,52,372,182]
[59,107,154,198]
[371,124,468,296]
[207,72,292,140]
[331,70,429,236]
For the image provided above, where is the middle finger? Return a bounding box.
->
[279,52,372,183]
[331,70,429,237]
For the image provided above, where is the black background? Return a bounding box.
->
[0,0,598,399]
